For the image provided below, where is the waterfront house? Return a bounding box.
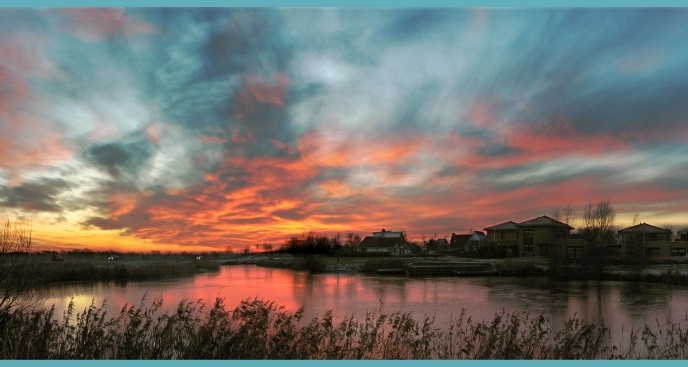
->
[483,221,520,256]
[618,223,685,257]
[516,215,576,257]
[484,216,578,257]
[426,237,450,253]
[449,231,488,253]
[358,229,413,256]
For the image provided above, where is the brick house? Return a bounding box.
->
[618,223,685,257]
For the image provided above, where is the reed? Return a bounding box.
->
[2,297,688,359]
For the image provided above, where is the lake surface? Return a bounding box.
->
[35,265,688,341]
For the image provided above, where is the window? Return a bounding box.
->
[622,232,634,242]
[606,245,622,256]
[671,248,686,256]
[553,230,565,241]
[567,246,584,258]
[626,245,642,256]
[540,244,550,256]
[645,247,660,256]
[500,232,505,240]
[523,229,533,254]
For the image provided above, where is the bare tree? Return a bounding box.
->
[563,203,574,226]
[632,213,640,226]
[582,200,616,246]
[345,233,361,248]
[0,217,39,314]
[664,225,675,241]
[552,207,561,221]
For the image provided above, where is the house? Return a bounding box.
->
[449,231,488,253]
[677,229,688,242]
[618,223,684,257]
[484,216,578,257]
[516,215,576,257]
[484,221,520,256]
[449,233,471,252]
[426,237,450,253]
[358,229,412,256]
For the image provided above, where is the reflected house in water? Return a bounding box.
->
[357,229,413,256]
[618,223,686,257]
[484,215,580,257]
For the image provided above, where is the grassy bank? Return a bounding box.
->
[1,297,688,359]
[1,256,220,285]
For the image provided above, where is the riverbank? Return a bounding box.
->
[229,253,688,284]
[1,253,221,284]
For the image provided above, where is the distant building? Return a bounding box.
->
[618,223,684,257]
[449,231,488,253]
[484,215,577,257]
[426,237,450,253]
[516,215,575,257]
[484,221,520,256]
[358,229,412,256]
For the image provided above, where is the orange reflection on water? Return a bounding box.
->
[35,266,688,346]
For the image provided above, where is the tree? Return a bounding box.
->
[563,203,574,226]
[553,204,573,225]
[0,217,39,315]
[582,200,616,247]
[632,213,640,226]
[345,233,361,248]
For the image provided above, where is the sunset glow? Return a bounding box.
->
[2,8,688,252]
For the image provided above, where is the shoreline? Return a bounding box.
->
[228,253,688,285]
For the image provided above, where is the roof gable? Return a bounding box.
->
[618,223,671,234]
[517,215,573,229]
[372,229,404,239]
[484,221,519,231]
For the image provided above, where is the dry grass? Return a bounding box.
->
[2,297,688,359]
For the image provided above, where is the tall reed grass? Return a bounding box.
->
[2,297,688,359]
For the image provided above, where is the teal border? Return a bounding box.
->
[2,0,688,8]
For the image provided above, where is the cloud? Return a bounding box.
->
[3,8,688,250]
[84,138,154,180]
[58,8,155,42]
[0,178,72,212]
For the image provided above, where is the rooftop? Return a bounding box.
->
[372,229,404,238]
[484,221,519,231]
[618,222,671,234]
[517,215,574,229]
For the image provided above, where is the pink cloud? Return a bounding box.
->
[0,52,73,169]
[469,98,498,129]
[59,8,155,42]
[234,73,290,120]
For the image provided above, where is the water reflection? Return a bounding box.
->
[34,265,688,341]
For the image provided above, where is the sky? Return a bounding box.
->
[1,7,688,252]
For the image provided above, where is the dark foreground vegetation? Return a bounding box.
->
[1,297,688,359]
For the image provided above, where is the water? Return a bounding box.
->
[36,265,688,341]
